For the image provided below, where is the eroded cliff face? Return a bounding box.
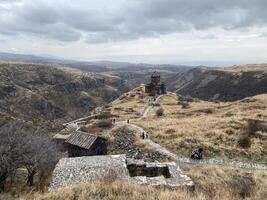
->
[169,64,267,101]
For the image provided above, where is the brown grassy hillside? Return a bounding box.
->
[135,92,267,163]
[0,62,131,130]
[88,86,267,163]
[169,64,267,101]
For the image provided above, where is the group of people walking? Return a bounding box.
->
[112,118,130,124]
[142,131,149,139]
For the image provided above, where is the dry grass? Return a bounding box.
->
[182,165,267,200]
[132,93,267,163]
[108,85,151,120]
[221,64,267,73]
[14,166,267,200]
[86,87,267,162]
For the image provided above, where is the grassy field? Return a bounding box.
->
[7,166,265,200]
[134,92,267,163]
[87,85,267,163]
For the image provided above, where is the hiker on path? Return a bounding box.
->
[191,148,203,160]
[142,131,145,139]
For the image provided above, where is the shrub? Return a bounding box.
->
[165,129,175,134]
[127,108,135,112]
[225,111,235,117]
[98,111,111,119]
[153,102,161,107]
[156,107,164,117]
[225,128,235,135]
[237,135,251,148]
[199,108,214,114]
[139,94,145,99]
[104,104,111,108]
[180,101,190,109]
[177,94,195,102]
[230,175,256,198]
[96,119,112,129]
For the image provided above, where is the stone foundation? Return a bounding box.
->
[49,154,193,189]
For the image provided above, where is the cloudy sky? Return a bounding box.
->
[0,0,267,66]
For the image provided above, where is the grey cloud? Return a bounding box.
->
[0,0,267,43]
[0,0,21,3]
[199,35,218,40]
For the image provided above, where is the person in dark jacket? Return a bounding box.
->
[142,131,145,139]
[191,148,203,160]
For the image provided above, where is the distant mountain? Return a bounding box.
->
[169,64,267,101]
[0,52,192,89]
[0,52,191,71]
[0,52,72,64]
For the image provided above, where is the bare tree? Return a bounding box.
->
[0,123,26,192]
[0,123,60,191]
[22,130,60,186]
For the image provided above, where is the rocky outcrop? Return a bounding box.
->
[111,126,166,161]
[0,84,17,99]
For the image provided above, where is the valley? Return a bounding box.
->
[1,61,267,200]
[0,62,131,130]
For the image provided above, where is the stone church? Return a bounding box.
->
[145,71,166,96]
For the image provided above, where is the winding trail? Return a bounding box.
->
[65,92,267,170]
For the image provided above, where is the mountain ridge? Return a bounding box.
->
[169,64,267,101]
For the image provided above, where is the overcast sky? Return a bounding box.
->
[0,0,267,66]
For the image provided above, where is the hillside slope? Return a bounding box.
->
[0,63,130,130]
[86,86,267,163]
[169,64,267,101]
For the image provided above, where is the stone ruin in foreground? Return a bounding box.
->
[50,154,194,189]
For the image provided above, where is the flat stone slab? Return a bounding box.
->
[50,155,129,189]
[50,154,193,189]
